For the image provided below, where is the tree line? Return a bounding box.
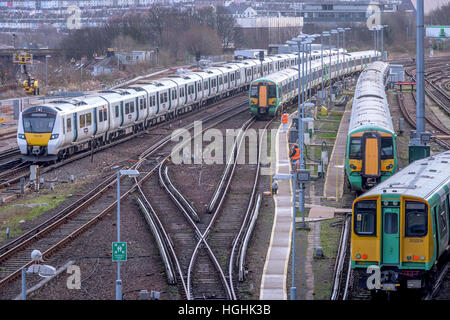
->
[59,5,236,63]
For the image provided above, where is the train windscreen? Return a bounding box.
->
[23,112,56,133]
[354,200,377,236]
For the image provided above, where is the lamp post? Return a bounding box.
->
[321,32,330,107]
[45,55,51,89]
[286,36,304,300]
[340,28,351,88]
[116,169,140,300]
[380,25,388,61]
[330,30,338,107]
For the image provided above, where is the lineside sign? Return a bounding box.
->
[426,26,450,38]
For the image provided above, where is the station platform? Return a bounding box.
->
[323,102,352,201]
[259,115,294,300]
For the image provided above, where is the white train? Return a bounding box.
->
[18,49,379,162]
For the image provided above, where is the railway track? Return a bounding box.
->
[396,92,450,149]
[132,111,272,299]
[0,99,250,295]
[0,92,248,194]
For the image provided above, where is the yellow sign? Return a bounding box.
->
[0,118,4,123]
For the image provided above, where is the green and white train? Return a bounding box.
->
[249,50,380,118]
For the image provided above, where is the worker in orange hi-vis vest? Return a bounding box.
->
[289,144,300,171]
[281,113,288,132]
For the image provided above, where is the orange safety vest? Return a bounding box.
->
[281,113,288,124]
[291,147,300,161]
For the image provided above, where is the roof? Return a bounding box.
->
[364,150,450,201]
[348,61,394,134]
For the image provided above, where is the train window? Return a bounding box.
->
[204,81,208,90]
[79,114,85,128]
[160,95,163,104]
[247,69,251,76]
[99,110,103,122]
[115,105,119,117]
[381,137,393,159]
[231,74,234,81]
[180,88,184,98]
[405,201,428,237]
[103,109,108,121]
[67,118,72,132]
[197,83,201,91]
[188,85,194,94]
[224,75,228,83]
[438,202,447,234]
[219,77,222,85]
[125,103,130,114]
[130,102,135,113]
[268,85,276,98]
[86,113,92,126]
[164,92,168,103]
[211,79,216,88]
[250,86,258,97]
[172,90,176,100]
[354,200,377,236]
[384,212,398,234]
[349,138,362,159]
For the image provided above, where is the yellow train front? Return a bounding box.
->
[351,151,450,293]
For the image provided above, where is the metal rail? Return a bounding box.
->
[330,215,351,300]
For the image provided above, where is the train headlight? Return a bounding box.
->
[420,256,425,261]
[50,134,59,140]
[407,255,412,260]
[350,164,356,170]
[356,254,361,259]
[385,164,393,170]
[18,133,26,139]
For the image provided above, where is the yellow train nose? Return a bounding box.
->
[25,133,52,146]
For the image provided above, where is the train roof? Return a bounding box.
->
[348,61,393,134]
[363,151,450,202]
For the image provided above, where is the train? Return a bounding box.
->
[18,49,380,163]
[248,49,380,118]
[17,52,303,162]
[351,150,450,293]
[345,61,396,192]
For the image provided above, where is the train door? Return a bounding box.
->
[73,113,78,142]
[120,101,124,126]
[382,207,400,265]
[135,97,139,121]
[362,132,381,178]
[93,107,98,135]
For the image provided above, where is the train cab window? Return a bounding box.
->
[67,118,72,132]
[268,85,276,98]
[23,111,56,133]
[405,201,428,237]
[438,202,447,235]
[115,105,119,118]
[86,113,92,126]
[381,137,393,159]
[250,85,258,98]
[349,138,362,159]
[354,200,377,236]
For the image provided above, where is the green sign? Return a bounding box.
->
[112,242,127,261]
